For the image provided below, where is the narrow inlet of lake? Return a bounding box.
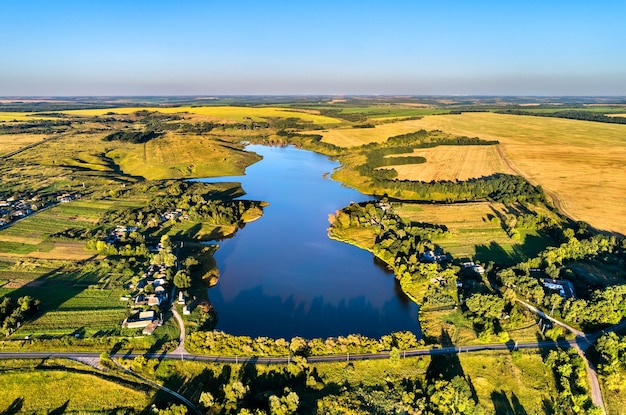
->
[199,145,420,339]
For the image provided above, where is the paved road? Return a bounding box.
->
[2,314,623,412]
[0,338,578,364]
[170,303,187,356]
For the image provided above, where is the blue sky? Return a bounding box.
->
[2,0,625,96]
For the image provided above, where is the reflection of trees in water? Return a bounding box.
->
[209,284,420,339]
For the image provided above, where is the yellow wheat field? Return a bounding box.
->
[398,113,626,235]
[314,120,433,147]
[386,145,514,181]
[59,106,342,125]
[0,133,49,156]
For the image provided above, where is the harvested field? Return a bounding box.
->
[313,119,432,147]
[370,112,626,235]
[386,145,514,181]
[24,241,92,260]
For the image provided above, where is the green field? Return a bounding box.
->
[0,359,152,413]
[394,202,556,264]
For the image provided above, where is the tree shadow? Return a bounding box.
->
[426,329,465,381]
[48,400,69,415]
[491,390,515,415]
[511,393,528,415]
[475,241,515,267]
[181,223,202,239]
[491,390,529,415]
[0,398,23,415]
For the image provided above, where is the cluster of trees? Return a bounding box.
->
[357,146,426,178]
[560,285,626,329]
[96,183,262,232]
[385,129,499,147]
[318,108,369,122]
[186,330,422,357]
[497,109,626,125]
[103,130,161,144]
[176,120,268,133]
[544,349,602,415]
[371,173,547,204]
[595,332,626,393]
[503,210,558,240]
[85,239,151,257]
[0,119,71,134]
[0,296,39,336]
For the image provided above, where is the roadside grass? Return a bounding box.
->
[387,145,514,181]
[0,358,152,412]
[402,112,626,235]
[601,366,626,415]
[459,349,556,415]
[313,355,430,387]
[420,309,479,345]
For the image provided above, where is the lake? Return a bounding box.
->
[199,145,420,339]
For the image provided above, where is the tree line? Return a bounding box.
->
[595,332,626,394]
[496,109,626,125]
[371,173,547,204]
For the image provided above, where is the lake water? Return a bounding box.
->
[199,145,420,339]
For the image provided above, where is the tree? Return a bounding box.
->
[160,234,173,251]
[465,293,505,322]
[153,404,187,415]
[174,270,192,289]
[199,391,215,409]
[429,376,483,415]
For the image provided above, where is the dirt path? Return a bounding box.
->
[495,144,577,221]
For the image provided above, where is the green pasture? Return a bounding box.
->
[0,359,152,413]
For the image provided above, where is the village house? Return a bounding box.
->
[422,250,448,263]
[542,278,576,299]
[462,262,485,275]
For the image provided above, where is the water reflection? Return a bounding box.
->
[199,145,420,339]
